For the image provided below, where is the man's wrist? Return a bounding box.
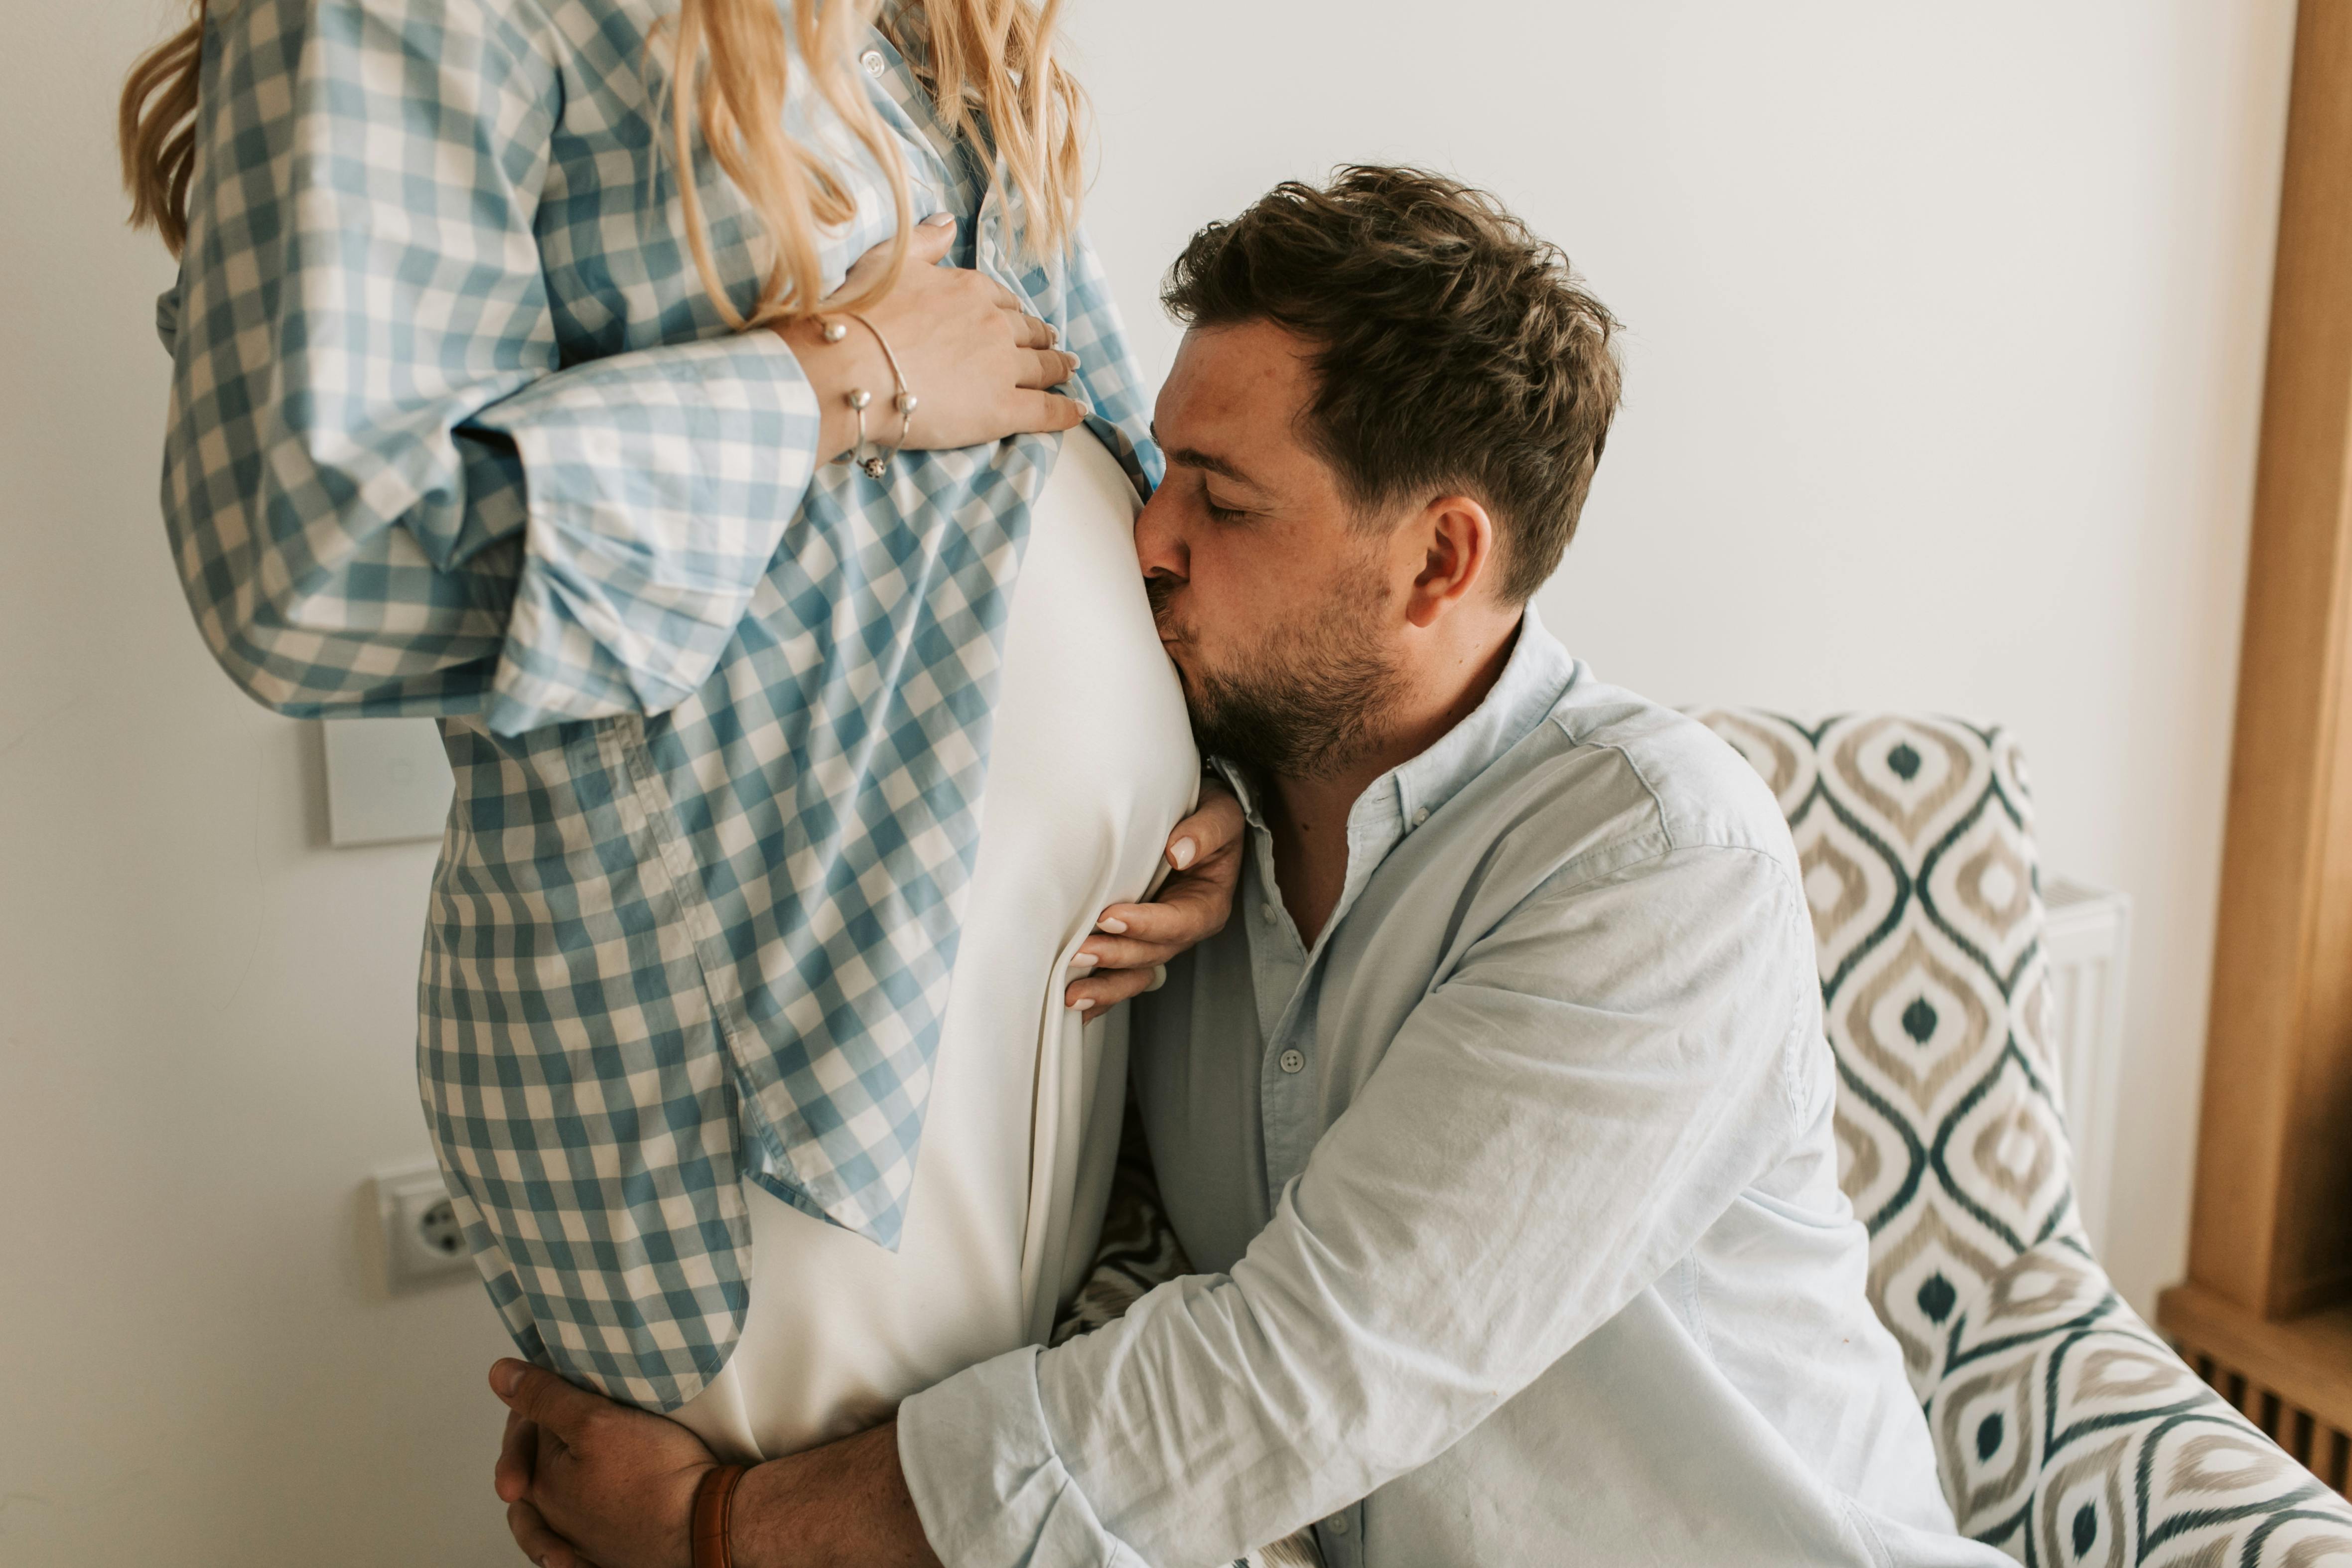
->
[724,1422,943,1568]
[690,1462,749,1568]
[724,1458,795,1568]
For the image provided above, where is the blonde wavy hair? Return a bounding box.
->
[120,0,1087,326]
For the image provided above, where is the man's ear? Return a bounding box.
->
[1402,494,1498,629]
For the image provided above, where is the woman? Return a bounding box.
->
[119,0,1235,1464]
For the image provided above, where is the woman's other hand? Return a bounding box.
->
[1065,780,1246,1018]
[779,216,1085,463]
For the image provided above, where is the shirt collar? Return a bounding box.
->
[1215,605,1579,844]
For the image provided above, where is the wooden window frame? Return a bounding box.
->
[2158,0,2352,1469]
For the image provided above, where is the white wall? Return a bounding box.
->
[0,2,2293,1564]
[0,3,516,1562]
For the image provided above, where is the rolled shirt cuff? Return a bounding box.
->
[897,1346,1151,1568]
[470,330,824,732]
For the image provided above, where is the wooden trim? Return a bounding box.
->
[2189,0,2352,1320]
[2158,1284,2352,1493]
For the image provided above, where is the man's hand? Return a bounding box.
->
[488,1360,945,1568]
[1065,779,1245,1018]
[489,1359,714,1568]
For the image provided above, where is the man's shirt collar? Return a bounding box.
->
[1214,607,1580,934]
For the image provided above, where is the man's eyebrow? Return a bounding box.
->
[1151,424,1262,489]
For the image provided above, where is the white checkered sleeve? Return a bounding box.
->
[159,0,823,733]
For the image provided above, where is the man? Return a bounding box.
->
[489,166,2006,1568]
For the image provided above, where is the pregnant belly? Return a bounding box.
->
[674,430,1200,1461]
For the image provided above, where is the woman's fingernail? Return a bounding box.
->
[922,211,956,227]
[1068,952,1100,972]
[1169,838,1198,870]
[1097,916,1128,935]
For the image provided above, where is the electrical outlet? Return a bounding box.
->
[323,719,454,847]
[373,1159,475,1292]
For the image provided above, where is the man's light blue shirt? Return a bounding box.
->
[899,611,2010,1568]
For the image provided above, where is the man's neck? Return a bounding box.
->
[1266,614,1522,945]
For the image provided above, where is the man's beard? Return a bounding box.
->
[1150,562,1407,781]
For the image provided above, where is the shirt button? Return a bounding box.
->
[1259,901,1277,922]
[860,48,886,77]
[1327,1515,1352,1535]
[1279,1048,1305,1075]
[1411,807,1430,827]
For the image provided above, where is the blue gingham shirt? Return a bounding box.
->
[155,0,1155,1409]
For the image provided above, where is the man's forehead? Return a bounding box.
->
[1158,321,1317,469]
[1169,319,1313,402]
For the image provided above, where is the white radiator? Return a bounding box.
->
[2042,877,2133,1254]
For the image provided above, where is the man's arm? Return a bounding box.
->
[486,1361,938,1568]
[493,841,1818,1568]
[902,841,1822,1567]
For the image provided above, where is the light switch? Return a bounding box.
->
[322,718,454,847]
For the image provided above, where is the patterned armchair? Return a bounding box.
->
[1690,711,2352,1566]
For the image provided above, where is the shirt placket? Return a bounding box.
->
[1246,839,1320,1207]
[1245,789,1406,1208]
[1315,1502,1365,1568]
[1242,784,1406,1564]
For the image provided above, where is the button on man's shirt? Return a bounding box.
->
[898,611,2006,1568]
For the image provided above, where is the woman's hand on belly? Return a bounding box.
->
[1065,780,1245,1017]
[776,219,1087,464]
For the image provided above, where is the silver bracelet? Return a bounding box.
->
[820,313,919,480]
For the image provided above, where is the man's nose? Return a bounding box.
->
[1133,488,1187,580]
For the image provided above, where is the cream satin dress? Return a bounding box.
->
[673,430,1199,1461]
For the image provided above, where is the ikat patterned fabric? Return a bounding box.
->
[156,0,1153,1409]
[1936,1237,2352,1566]
[1691,710,2352,1566]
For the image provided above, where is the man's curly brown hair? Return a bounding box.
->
[1161,166,1624,604]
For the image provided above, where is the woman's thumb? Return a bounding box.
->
[910,210,958,255]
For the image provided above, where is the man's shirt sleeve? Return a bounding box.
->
[898,841,1825,1568]
[161,0,823,734]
